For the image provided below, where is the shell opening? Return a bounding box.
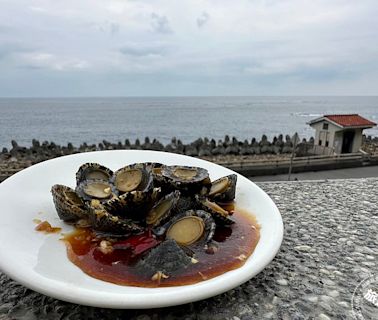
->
[147,199,173,225]
[209,177,230,196]
[167,216,205,246]
[86,171,110,181]
[83,182,112,199]
[203,199,229,217]
[116,169,143,192]
[173,168,197,180]
[66,191,83,206]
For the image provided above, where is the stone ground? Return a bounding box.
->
[0,179,378,320]
[251,165,378,182]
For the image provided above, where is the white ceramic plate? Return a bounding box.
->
[0,150,283,309]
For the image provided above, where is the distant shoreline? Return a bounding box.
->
[1,135,377,182]
[1,96,377,149]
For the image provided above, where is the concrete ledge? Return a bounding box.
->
[1,178,377,319]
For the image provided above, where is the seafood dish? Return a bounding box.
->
[50,162,260,287]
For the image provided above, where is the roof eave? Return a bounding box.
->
[307,117,344,128]
[338,124,376,130]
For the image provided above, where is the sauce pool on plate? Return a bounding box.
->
[62,208,260,287]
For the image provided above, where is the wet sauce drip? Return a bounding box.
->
[35,220,62,233]
[62,208,260,287]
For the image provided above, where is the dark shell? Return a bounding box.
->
[193,210,216,244]
[112,163,153,194]
[146,163,170,195]
[175,195,199,213]
[136,239,191,277]
[209,174,237,202]
[76,163,113,184]
[103,188,154,222]
[161,165,211,195]
[51,184,88,222]
[143,162,164,170]
[146,191,180,227]
[158,210,215,246]
[76,179,116,203]
[196,196,235,226]
[87,200,143,234]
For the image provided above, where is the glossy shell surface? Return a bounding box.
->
[76,163,113,184]
[209,174,237,202]
[146,191,180,227]
[51,184,87,222]
[161,165,211,195]
[88,200,143,234]
[76,179,115,202]
[112,163,153,194]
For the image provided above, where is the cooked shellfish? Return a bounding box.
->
[51,184,88,222]
[146,191,180,227]
[103,189,154,222]
[167,216,205,246]
[209,174,237,202]
[161,165,211,195]
[76,163,113,184]
[165,210,215,246]
[196,196,234,225]
[76,179,115,202]
[112,163,153,194]
[88,199,143,234]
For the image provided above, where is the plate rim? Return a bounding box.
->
[0,150,283,309]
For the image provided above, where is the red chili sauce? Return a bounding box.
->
[62,208,260,287]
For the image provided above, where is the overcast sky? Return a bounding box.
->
[0,0,377,97]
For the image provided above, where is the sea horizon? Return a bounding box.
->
[1,96,377,150]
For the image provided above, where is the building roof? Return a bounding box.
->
[308,114,376,129]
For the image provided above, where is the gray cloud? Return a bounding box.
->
[1,0,378,96]
[197,12,210,28]
[119,43,169,57]
[0,43,30,60]
[98,21,120,35]
[150,13,173,34]
[110,22,120,35]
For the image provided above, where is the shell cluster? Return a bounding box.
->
[51,162,237,278]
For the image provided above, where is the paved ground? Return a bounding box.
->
[251,165,378,182]
[1,178,377,319]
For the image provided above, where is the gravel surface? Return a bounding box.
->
[1,178,377,320]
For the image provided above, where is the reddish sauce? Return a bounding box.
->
[35,220,62,233]
[62,208,260,287]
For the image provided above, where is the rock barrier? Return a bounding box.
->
[0,134,316,164]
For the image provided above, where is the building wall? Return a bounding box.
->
[333,131,342,153]
[311,121,340,150]
[310,121,364,154]
[352,129,363,152]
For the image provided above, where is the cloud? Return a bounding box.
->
[98,21,120,35]
[119,42,170,57]
[196,12,210,28]
[18,52,90,71]
[110,22,120,35]
[150,13,173,34]
[0,0,378,96]
[0,43,30,60]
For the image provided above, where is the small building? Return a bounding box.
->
[308,114,376,154]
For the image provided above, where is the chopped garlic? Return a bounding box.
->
[191,257,199,264]
[236,254,247,261]
[99,240,113,254]
[151,271,169,283]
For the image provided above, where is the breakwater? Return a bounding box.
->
[1,135,377,182]
[1,134,314,163]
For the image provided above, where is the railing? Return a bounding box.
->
[1,152,378,182]
[310,145,335,156]
[216,152,365,168]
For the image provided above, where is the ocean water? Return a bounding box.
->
[0,96,377,149]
